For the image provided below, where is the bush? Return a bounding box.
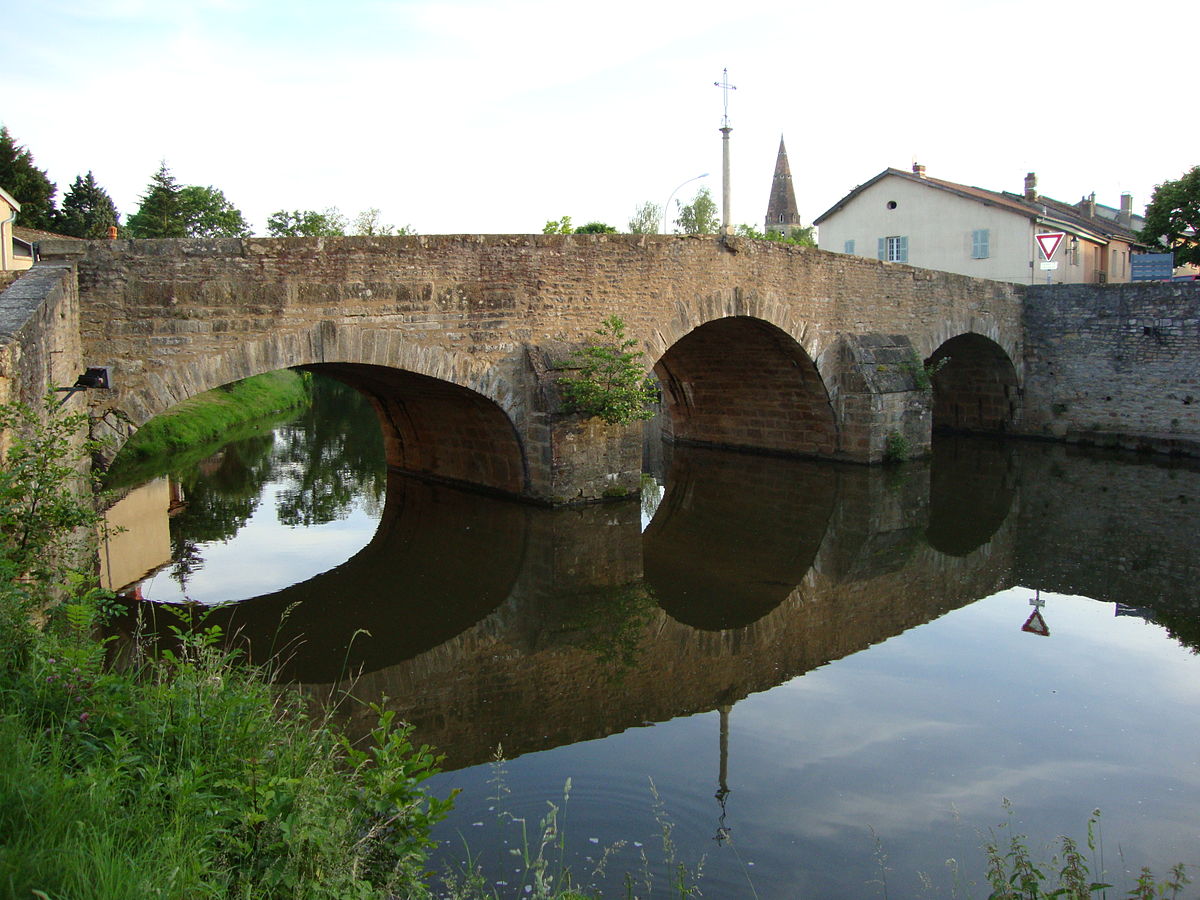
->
[561,316,657,426]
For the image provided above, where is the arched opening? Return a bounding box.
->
[927,334,1020,434]
[305,363,528,497]
[653,317,837,458]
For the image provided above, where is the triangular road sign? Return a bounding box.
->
[1036,232,1066,260]
[1022,609,1050,636]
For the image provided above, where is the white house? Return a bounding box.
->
[0,187,34,272]
[813,165,1145,284]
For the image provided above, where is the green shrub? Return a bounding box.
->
[561,316,657,426]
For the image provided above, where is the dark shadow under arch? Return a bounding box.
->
[928,333,1020,434]
[653,316,838,458]
[307,362,529,498]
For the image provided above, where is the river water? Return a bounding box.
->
[105,375,1200,898]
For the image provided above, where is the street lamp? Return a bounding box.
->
[664,173,709,234]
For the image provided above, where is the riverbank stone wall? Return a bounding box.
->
[1021,280,1200,456]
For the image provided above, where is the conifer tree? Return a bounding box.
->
[0,126,57,230]
[55,171,120,238]
[125,162,186,238]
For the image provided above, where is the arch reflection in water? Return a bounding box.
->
[133,471,529,682]
[643,443,839,630]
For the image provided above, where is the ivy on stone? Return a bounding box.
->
[561,316,657,426]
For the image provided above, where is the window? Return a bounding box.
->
[878,236,908,263]
[971,229,989,259]
[844,239,855,255]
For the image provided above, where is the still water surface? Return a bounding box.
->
[108,377,1200,898]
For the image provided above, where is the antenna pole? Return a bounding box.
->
[713,68,737,235]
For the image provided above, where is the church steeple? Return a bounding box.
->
[764,136,802,237]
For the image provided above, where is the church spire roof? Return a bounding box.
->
[765,136,802,233]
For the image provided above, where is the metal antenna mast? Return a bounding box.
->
[714,67,737,128]
[714,68,737,234]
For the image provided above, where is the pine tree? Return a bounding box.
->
[55,171,120,238]
[125,162,186,238]
[0,126,57,230]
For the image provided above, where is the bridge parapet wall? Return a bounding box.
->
[0,263,82,415]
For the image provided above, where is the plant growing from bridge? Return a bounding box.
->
[561,316,658,426]
[901,351,950,392]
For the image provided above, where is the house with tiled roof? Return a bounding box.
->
[0,187,34,272]
[813,164,1147,284]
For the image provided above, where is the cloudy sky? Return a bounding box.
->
[7,0,1195,236]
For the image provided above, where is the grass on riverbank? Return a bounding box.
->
[114,369,311,464]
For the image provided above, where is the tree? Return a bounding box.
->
[675,186,718,234]
[574,221,617,234]
[0,126,57,230]
[55,171,120,238]
[126,164,251,238]
[561,315,658,426]
[125,162,185,238]
[266,208,348,237]
[543,215,574,235]
[1139,165,1200,269]
[178,185,251,238]
[352,207,415,236]
[627,201,662,234]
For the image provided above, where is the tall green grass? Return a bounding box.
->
[115,369,312,464]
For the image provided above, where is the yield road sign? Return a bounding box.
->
[1036,232,1066,260]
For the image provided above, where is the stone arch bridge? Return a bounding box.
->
[39,234,1024,504]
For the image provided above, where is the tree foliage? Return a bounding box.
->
[675,186,718,234]
[352,207,415,236]
[735,223,816,247]
[125,162,185,238]
[561,315,657,425]
[126,162,250,238]
[574,221,617,234]
[0,126,57,230]
[266,207,348,237]
[179,185,251,238]
[628,201,662,234]
[55,171,120,238]
[543,215,574,234]
[1139,165,1200,269]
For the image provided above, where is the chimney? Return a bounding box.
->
[912,162,926,178]
[1119,193,1133,228]
[1086,192,1096,218]
[1024,172,1037,201]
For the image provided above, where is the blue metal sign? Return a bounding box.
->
[1131,253,1175,281]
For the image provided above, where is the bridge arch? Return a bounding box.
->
[648,304,839,458]
[925,331,1022,434]
[100,322,531,497]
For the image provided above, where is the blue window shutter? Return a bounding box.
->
[878,238,886,260]
[899,236,908,263]
[972,229,989,259]
[844,239,855,255]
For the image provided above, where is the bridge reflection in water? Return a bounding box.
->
[102,367,1200,898]
[110,415,1200,772]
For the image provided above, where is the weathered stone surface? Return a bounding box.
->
[7,236,1194,499]
[1022,281,1200,455]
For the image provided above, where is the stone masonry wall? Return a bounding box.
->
[0,264,82,413]
[1022,281,1200,455]
[42,235,1022,476]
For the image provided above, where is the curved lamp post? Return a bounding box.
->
[663,173,709,234]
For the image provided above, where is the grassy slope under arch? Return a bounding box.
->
[113,369,311,464]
